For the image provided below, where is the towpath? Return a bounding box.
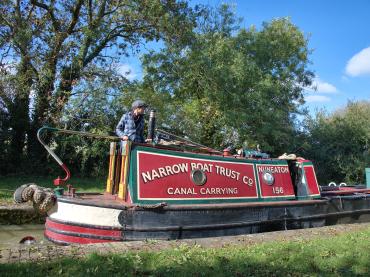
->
[1,222,370,264]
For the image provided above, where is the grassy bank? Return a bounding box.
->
[0,176,105,204]
[1,227,369,276]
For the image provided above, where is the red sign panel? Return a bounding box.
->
[136,151,258,200]
[256,164,295,198]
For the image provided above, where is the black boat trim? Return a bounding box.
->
[121,209,370,232]
[44,235,71,246]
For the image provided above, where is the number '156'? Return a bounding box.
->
[272,187,284,194]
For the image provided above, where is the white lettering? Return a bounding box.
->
[141,172,152,183]
[165,165,174,175]
[158,167,168,178]
[199,187,238,195]
[242,176,254,186]
[258,166,289,174]
[142,163,188,183]
[172,163,188,174]
[167,187,197,195]
[214,165,241,180]
[151,169,160,179]
[190,163,213,173]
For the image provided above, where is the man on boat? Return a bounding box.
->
[116,99,148,143]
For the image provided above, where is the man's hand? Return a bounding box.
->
[121,136,129,141]
[145,138,153,143]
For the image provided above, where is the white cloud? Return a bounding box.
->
[315,80,337,93]
[305,95,331,103]
[303,77,337,104]
[345,47,370,77]
[116,63,138,80]
[307,78,337,93]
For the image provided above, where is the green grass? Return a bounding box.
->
[0,175,105,203]
[0,227,369,276]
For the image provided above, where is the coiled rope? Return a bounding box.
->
[14,184,56,214]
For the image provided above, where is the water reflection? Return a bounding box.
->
[0,224,50,248]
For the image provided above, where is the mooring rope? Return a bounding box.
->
[14,184,56,214]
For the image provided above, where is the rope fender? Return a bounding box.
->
[14,183,56,214]
[131,202,168,210]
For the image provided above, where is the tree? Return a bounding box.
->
[0,0,198,173]
[304,101,370,185]
[137,6,313,154]
[53,69,126,177]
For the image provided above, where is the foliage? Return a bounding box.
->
[1,227,369,276]
[304,100,370,184]
[0,0,198,175]
[54,73,126,177]
[2,1,366,184]
[137,7,314,154]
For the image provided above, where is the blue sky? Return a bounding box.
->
[121,0,370,114]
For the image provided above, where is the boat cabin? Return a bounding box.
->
[105,141,320,205]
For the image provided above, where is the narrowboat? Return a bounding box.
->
[16,114,370,245]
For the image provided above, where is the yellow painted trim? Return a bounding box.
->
[106,142,116,193]
[118,142,131,199]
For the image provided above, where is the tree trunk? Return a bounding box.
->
[7,59,32,173]
[27,71,55,173]
[27,64,80,173]
[8,97,29,170]
[52,64,82,121]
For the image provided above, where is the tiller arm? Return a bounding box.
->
[37,126,119,186]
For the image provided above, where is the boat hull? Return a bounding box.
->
[44,194,370,244]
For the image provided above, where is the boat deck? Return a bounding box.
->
[59,192,329,210]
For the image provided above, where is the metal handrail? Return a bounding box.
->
[37,126,222,185]
[156,128,222,154]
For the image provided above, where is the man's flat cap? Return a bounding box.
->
[132,99,147,109]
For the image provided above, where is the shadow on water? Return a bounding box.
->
[0,224,51,249]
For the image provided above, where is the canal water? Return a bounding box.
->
[0,224,50,249]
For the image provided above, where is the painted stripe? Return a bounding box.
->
[44,229,115,244]
[46,227,123,241]
[46,217,124,230]
[46,218,122,238]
